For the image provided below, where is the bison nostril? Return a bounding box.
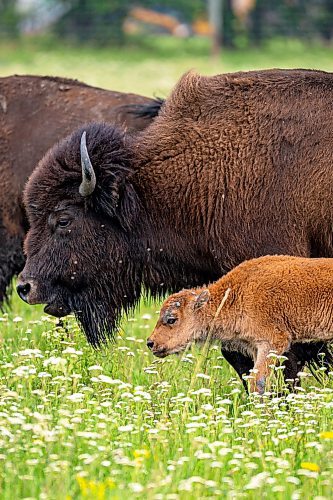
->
[16,283,31,302]
[147,339,154,350]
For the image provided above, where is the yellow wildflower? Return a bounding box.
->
[300,462,320,472]
[76,476,108,499]
[76,476,88,496]
[319,431,333,439]
[133,449,150,459]
[105,478,116,489]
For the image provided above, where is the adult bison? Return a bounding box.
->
[18,69,333,384]
[0,74,161,304]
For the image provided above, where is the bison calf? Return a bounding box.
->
[147,255,333,393]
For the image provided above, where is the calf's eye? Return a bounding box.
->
[58,218,71,228]
[167,317,177,325]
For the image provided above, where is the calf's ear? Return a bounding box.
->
[194,289,210,310]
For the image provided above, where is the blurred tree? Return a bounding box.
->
[144,0,204,22]
[223,0,237,47]
[53,0,129,45]
[248,0,333,45]
[51,0,205,45]
[0,0,20,37]
[313,0,333,42]
[249,0,263,45]
[208,0,223,55]
[52,0,205,45]
[2,0,333,47]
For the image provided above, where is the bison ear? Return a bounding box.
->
[94,174,140,231]
[193,289,210,310]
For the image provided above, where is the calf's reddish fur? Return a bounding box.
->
[148,255,333,393]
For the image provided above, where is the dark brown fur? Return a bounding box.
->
[20,69,333,381]
[0,74,161,303]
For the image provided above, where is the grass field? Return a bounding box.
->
[0,36,333,499]
[2,36,333,95]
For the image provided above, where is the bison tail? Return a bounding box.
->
[123,97,164,120]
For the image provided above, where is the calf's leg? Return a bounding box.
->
[251,335,291,394]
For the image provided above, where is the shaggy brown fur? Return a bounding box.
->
[0,74,160,304]
[20,69,333,382]
[148,255,333,393]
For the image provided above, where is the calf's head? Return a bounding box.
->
[147,289,210,357]
[17,123,141,346]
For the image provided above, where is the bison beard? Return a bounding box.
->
[68,259,143,347]
[69,291,117,346]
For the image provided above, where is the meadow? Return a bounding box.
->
[0,37,333,499]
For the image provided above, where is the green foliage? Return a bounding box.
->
[3,0,333,46]
[53,0,129,45]
[143,0,205,22]
[0,0,20,38]
[51,0,205,45]
[248,0,333,45]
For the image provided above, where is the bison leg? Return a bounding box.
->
[282,347,304,389]
[221,348,253,392]
[0,230,25,305]
[292,341,333,381]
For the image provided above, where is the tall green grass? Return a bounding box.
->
[0,294,332,499]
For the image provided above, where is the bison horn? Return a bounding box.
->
[79,131,96,197]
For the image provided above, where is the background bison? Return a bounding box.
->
[19,69,333,384]
[0,74,160,304]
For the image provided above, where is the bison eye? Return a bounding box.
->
[167,317,177,325]
[58,218,71,229]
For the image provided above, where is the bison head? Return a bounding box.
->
[147,289,210,357]
[17,123,143,345]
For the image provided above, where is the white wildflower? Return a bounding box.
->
[118,424,134,432]
[129,483,144,492]
[245,472,270,490]
[210,461,223,468]
[77,432,102,439]
[12,365,36,377]
[134,390,151,400]
[18,349,43,358]
[67,393,85,402]
[101,460,111,467]
[191,388,212,396]
[201,404,214,411]
[185,422,207,429]
[38,372,52,378]
[62,347,83,356]
[43,357,67,369]
[196,373,210,380]
[88,365,103,371]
